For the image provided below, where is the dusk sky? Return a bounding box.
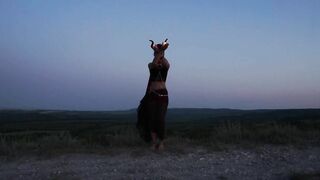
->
[0,0,319,110]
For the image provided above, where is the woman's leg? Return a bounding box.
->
[156,98,168,150]
[147,99,159,149]
[147,94,168,150]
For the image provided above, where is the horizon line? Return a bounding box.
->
[1,107,320,112]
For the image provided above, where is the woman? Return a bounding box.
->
[137,39,170,150]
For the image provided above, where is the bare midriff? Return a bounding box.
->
[149,81,166,91]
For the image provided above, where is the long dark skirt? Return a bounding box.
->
[137,89,168,142]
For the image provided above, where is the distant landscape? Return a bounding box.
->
[1,108,319,156]
[1,108,320,179]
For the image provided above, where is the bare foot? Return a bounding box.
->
[150,143,158,151]
[158,142,164,151]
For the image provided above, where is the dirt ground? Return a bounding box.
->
[0,145,319,180]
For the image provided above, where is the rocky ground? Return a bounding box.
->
[0,145,319,180]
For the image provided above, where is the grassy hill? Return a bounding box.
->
[1,108,320,123]
[0,108,319,156]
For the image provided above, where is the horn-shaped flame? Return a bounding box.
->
[162,38,169,50]
[149,40,154,49]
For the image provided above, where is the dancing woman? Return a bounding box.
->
[137,39,170,150]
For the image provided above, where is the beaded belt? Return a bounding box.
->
[151,90,168,97]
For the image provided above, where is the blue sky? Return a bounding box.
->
[0,0,319,110]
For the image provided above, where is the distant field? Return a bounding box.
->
[0,108,319,156]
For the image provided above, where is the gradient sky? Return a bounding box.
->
[0,0,319,110]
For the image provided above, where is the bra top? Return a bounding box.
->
[149,63,169,82]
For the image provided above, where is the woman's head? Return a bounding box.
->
[149,39,169,55]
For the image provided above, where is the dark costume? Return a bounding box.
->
[137,62,169,142]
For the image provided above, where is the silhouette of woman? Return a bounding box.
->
[137,39,170,150]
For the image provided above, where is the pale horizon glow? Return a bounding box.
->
[0,0,319,110]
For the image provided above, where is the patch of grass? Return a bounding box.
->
[0,110,319,156]
[166,120,320,147]
[0,131,81,156]
[290,172,320,180]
